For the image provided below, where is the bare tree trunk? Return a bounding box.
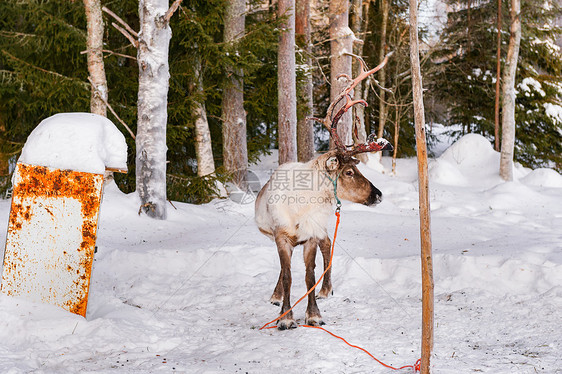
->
[0,120,8,193]
[222,0,248,181]
[391,101,401,175]
[84,0,107,116]
[136,0,172,220]
[296,0,315,162]
[278,0,298,164]
[330,0,353,147]
[494,0,503,151]
[377,0,389,140]
[351,0,368,163]
[409,0,434,371]
[193,54,215,177]
[500,0,521,181]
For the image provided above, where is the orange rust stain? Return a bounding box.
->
[68,290,89,316]
[3,163,103,317]
[13,163,103,219]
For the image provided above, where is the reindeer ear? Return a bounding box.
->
[325,156,339,171]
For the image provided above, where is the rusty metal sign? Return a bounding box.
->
[1,163,104,317]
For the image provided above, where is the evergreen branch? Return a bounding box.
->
[0,31,37,39]
[87,77,136,140]
[1,139,24,146]
[1,49,88,88]
[38,9,86,39]
[102,6,138,38]
[0,69,18,82]
[0,148,23,157]
[163,0,183,23]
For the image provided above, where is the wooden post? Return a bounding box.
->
[408,0,434,372]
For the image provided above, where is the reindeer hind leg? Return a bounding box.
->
[274,232,297,330]
[317,236,333,299]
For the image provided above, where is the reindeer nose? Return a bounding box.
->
[365,183,383,206]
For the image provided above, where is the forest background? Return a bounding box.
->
[0,0,561,204]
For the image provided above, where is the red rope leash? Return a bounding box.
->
[301,325,420,372]
[259,210,420,372]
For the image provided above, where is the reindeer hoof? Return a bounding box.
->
[277,319,298,330]
[316,288,333,299]
[305,315,325,327]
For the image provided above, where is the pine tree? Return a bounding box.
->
[362,0,422,159]
[0,1,90,193]
[429,0,562,172]
[296,0,315,162]
[222,0,249,179]
[278,0,298,164]
[0,0,285,203]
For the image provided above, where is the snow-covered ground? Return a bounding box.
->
[0,134,561,373]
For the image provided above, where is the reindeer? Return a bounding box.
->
[255,56,393,330]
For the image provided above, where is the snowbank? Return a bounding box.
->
[521,167,562,188]
[430,133,500,185]
[429,133,531,186]
[18,113,127,174]
[0,131,561,373]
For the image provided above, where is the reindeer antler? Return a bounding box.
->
[310,52,394,156]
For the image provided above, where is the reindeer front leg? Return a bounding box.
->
[274,232,297,330]
[317,236,333,299]
[303,239,324,326]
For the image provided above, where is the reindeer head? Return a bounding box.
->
[313,54,394,207]
[320,149,382,206]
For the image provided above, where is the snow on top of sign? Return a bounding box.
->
[18,113,127,174]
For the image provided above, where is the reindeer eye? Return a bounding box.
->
[345,169,354,177]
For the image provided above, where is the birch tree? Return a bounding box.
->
[296,0,314,162]
[377,0,390,140]
[192,54,215,177]
[83,0,107,116]
[136,0,181,219]
[351,0,369,163]
[222,0,249,181]
[278,0,298,164]
[494,0,502,151]
[499,0,521,181]
[330,0,353,147]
